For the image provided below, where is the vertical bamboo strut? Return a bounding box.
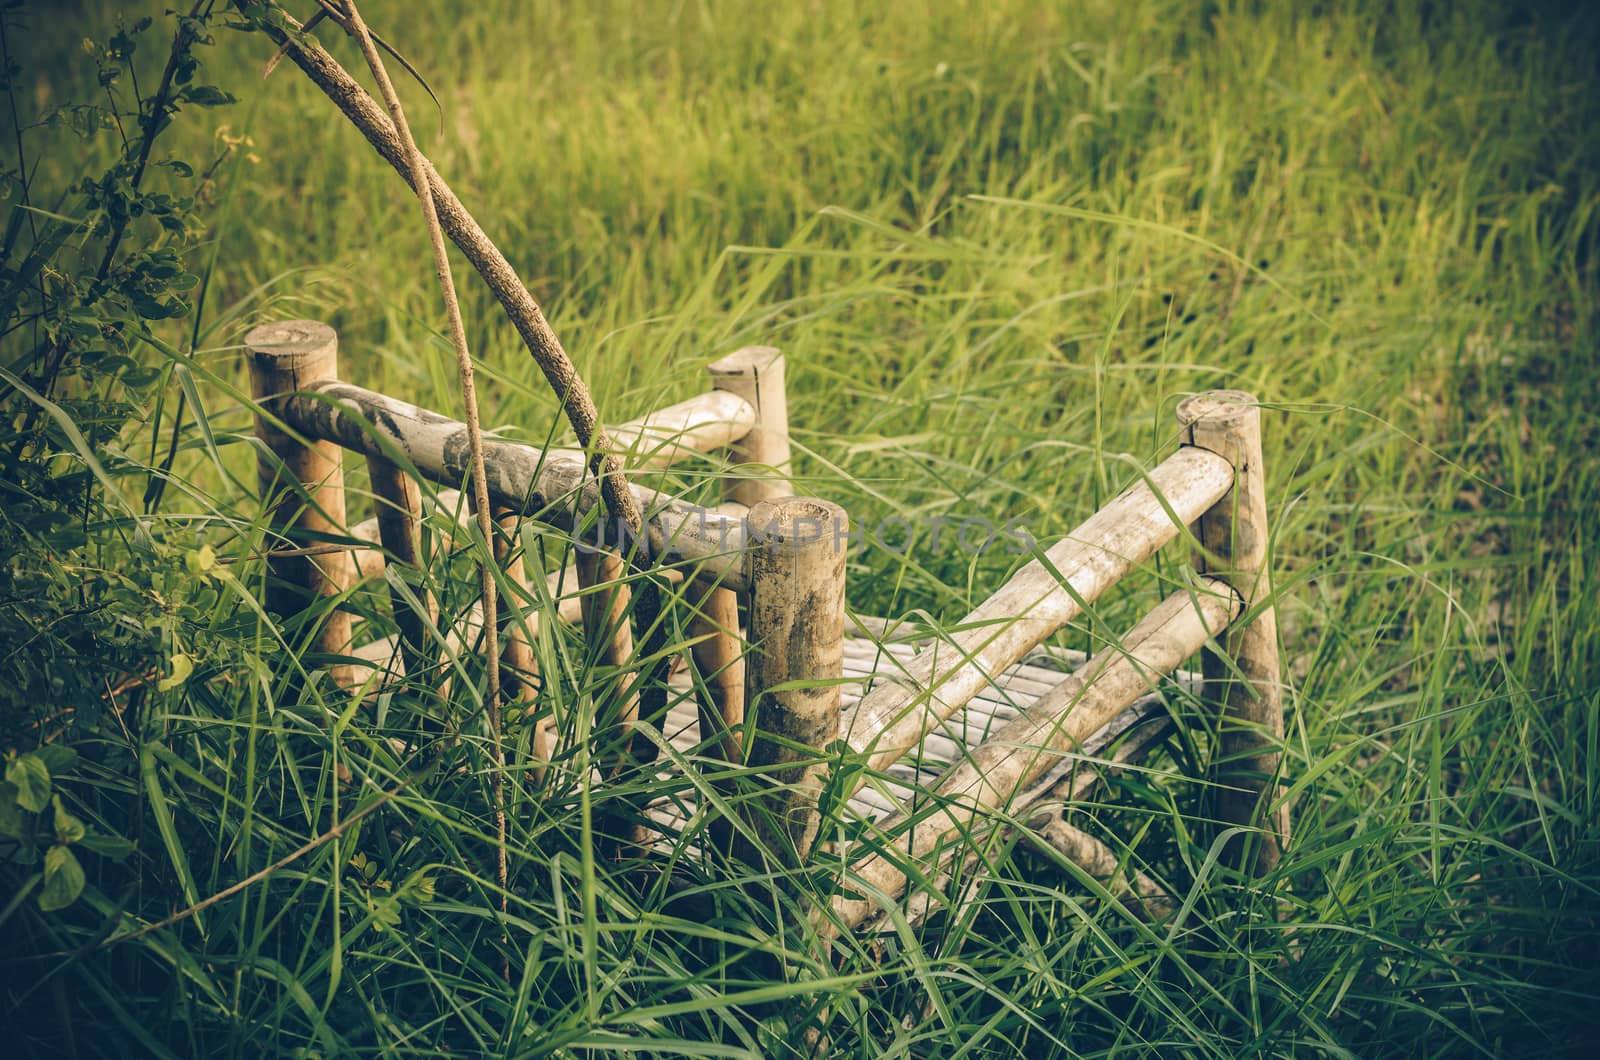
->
[576,547,639,773]
[247,320,355,690]
[687,348,790,759]
[365,455,437,682]
[1177,390,1290,872]
[495,511,554,777]
[688,582,745,764]
[708,346,791,508]
[740,498,848,866]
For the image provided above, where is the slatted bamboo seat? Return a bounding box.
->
[653,632,1194,834]
[246,318,1289,932]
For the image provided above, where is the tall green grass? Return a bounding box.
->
[4,0,1598,1054]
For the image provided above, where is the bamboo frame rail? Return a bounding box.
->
[275,379,753,588]
[246,317,1291,929]
[827,580,1240,934]
[841,446,1235,773]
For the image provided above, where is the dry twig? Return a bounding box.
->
[339,0,508,968]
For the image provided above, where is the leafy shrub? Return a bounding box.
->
[0,8,232,914]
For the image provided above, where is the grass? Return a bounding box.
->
[3,0,1599,1054]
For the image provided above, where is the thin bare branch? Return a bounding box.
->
[340,0,507,968]
[241,1,648,553]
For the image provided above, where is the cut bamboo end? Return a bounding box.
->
[708,346,791,508]
[826,579,1240,935]
[1177,390,1289,873]
[739,496,848,866]
[247,319,355,689]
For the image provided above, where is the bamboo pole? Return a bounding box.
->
[1020,704,1177,921]
[739,497,849,867]
[348,486,464,583]
[247,320,356,689]
[884,698,1175,930]
[365,455,438,682]
[684,350,782,765]
[494,510,556,778]
[841,447,1235,775]
[577,547,639,772]
[708,346,792,508]
[688,580,745,764]
[279,381,750,588]
[590,390,757,472]
[826,580,1239,934]
[1177,390,1289,873]
[687,575,745,854]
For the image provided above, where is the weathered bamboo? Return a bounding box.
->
[841,447,1235,775]
[886,698,1175,930]
[827,580,1240,934]
[279,381,751,587]
[1027,817,1174,920]
[680,350,777,830]
[1020,703,1178,921]
[365,455,438,681]
[1176,391,1289,873]
[688,581,746,764]
[247,320,356,689]
[739,497,849,866]
[492,510,555,773]
[576,547,639,771]
[589,390,757,472]
[348,486,464,582]
[708,347,792,507]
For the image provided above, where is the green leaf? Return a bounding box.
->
[180,85,233,108]
[6,753,51,813]
[39,845,85,911]
[35,745,79,777]
[52,795,86,844]
[369,895,402,933]
[400,872,437,905]
[77,833,137,861]
[0,365,129,518]
[184,544,215,576]
[157,652,194,692]
[0,781,24,838]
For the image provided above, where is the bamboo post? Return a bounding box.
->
[707,346,791,508]
[576,546,639,772]
[365,455,438,682]
[247,320,356,689]
[688,581,745,764]
[739,497,848,867]
[1176,390,1290,873]
[688,350,786,761]
[495,511,554,781]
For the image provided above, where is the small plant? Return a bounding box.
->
[1,747,134,911]
[0,3,235,928]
